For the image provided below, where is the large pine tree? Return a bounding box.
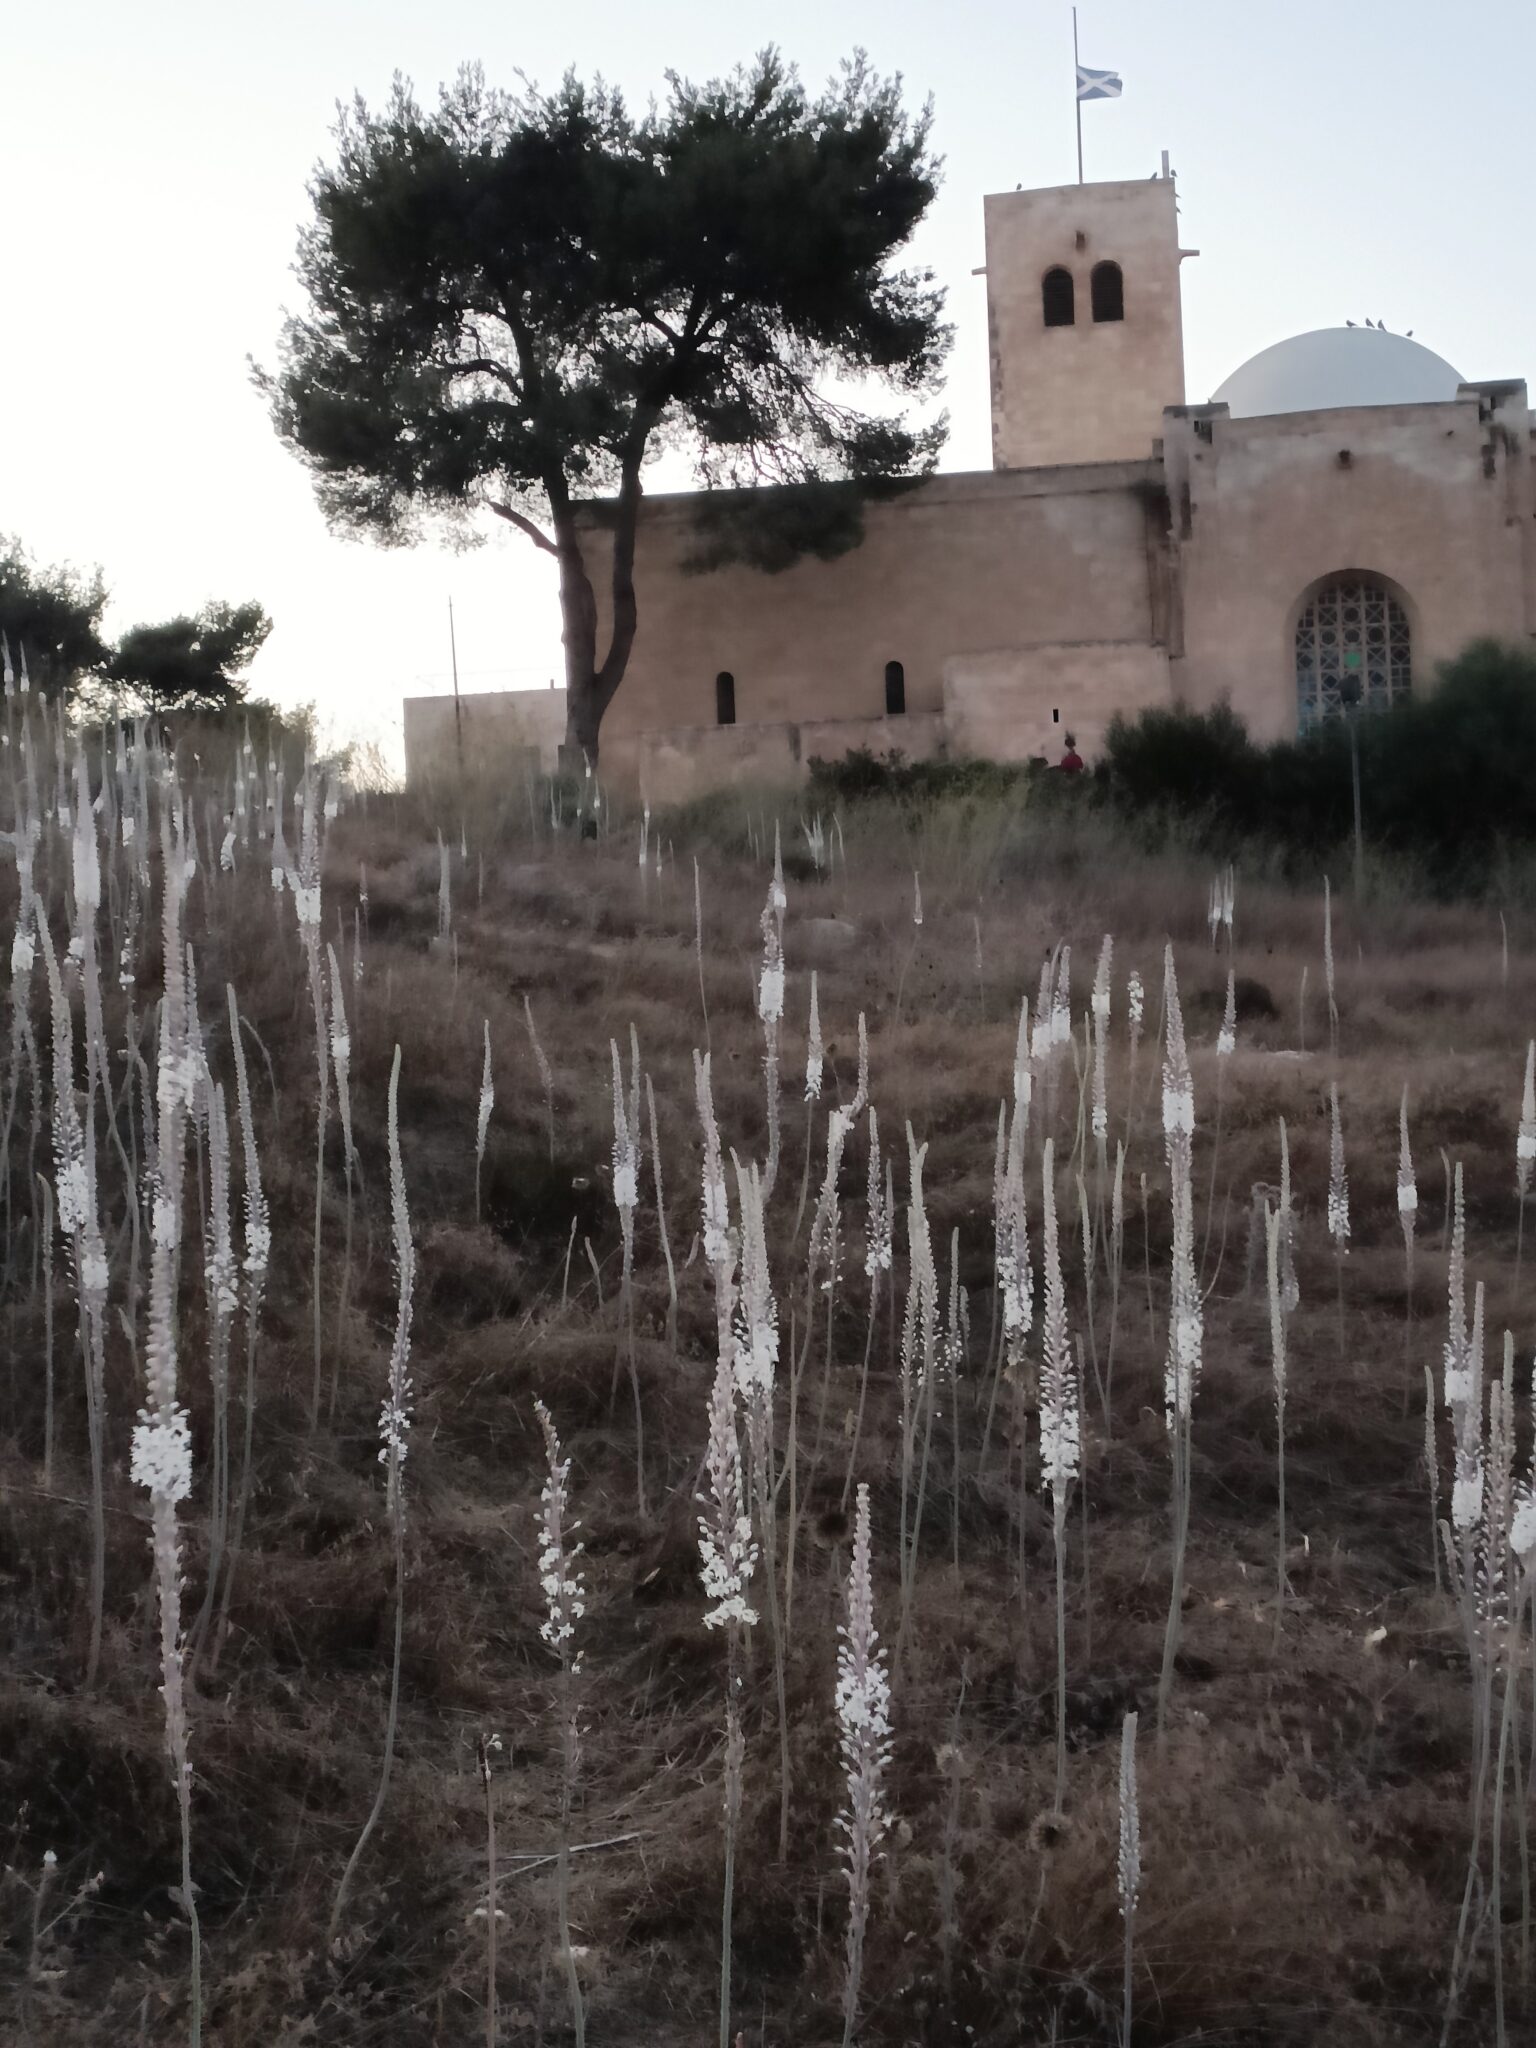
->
[259,49,951,767]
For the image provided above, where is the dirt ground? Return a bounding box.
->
[1,786,1528,2045]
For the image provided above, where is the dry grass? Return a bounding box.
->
[1,776,1531,2045]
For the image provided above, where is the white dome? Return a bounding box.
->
[1211,326,1464,418]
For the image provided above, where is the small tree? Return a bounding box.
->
[109,600,272,714]
[258,49,950,767]
[0,534,109,697]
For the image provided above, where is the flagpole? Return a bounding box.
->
[1073,7,1083,184]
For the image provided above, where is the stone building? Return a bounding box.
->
[404,166,1535,799]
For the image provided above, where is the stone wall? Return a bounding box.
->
[604,711,948,803]
[944,641,1171,764]
[581,460,1163,744]
[1164,384,1536,741]
[403,688,566,792]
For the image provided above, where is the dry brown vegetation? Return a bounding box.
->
[2,760,1531,2046]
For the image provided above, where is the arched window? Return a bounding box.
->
[715,670,736,726]
[1042,267,1075,328]
[1091,260,1124,323]
[884,660,906,716]
[1294,575,1411,733]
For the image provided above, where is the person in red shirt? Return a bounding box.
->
[1059,730,1085,774]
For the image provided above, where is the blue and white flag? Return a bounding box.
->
[1076,64,1123,101]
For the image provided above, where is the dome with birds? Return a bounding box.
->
[1211,326,1464,419]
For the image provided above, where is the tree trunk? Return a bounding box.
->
[553,440,649,775]
[555,510,602,772]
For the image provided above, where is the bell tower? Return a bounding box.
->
[982,170,1190,470]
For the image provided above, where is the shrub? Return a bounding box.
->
[1100,700,1261,832]
[1102,641,1536,894]
[806,747,1034,806]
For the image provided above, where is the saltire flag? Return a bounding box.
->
[1076,64,1123,101]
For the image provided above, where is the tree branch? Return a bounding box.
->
[488,502,559,555]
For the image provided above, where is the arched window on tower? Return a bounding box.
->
[1293,574,1412,734]
[1091,260,1124,323]
[884,660,906,716]
[715,671,736,726]
[1042,267,1075,328]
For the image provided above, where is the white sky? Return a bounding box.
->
[5,1,1528,764]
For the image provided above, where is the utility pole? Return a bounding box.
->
[448,595,465,790]
[1340,667,1365,901]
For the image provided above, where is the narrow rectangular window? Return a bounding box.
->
[1042,267,1075,328]
[715,671,736,725]
[884,660,906,716]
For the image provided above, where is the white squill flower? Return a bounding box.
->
[1092,934,1112,1023]
[1216,970,1236,1057]
[130,1409,193,1504]
[1050,945,1072,1048]
[1160,947,1194,1149]
[1397,1086,1418,1220]
[1327,1083,1349,1248]
[864,1109,892,1280]
[732,1163,779,1405]
[694,1051,731,1267]
[476,1022,494,1163]
[758,924,784,1026]
[534,1400,586,1656]
[72,808,100,914]
[1012,996,1033,1119]
[1038,1141,1079,1511]
[804,972,823,1103]
[1118,1710,1141,1916]
[1450,1279,1485,1535]
[1453,1469,1485,1533]
[53,1155,90,1228]
[698,1352,758,1629]
[835,1479,892,2047]
[611,1039,639,1216]
[1519,1041,1536,1199]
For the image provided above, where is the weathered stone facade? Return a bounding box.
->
[404,171,1536,800]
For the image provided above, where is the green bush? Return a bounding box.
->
[1100,699,1262,830]
[1100,641,1536,893]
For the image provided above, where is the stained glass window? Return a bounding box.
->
[1294,577,1411,734]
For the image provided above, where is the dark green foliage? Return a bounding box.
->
[1343,639,1536,869]
[808,746,1035,803]
[1099,700,1262,828]
[259,49,950,761]
[682,479,911,577]
[1101,640,1536,892]
[107,600,271,713]
[0,535,108,698]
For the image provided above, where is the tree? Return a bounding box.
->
[258,49,951,767]
[0,534,109,697]
[108,600,272,713]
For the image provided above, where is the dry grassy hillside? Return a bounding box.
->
[1,760,1530,2047]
